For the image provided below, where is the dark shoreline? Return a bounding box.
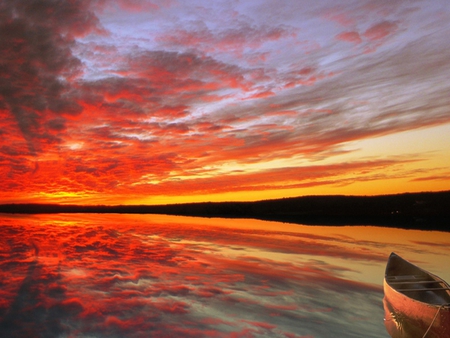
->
[1,190,449,231]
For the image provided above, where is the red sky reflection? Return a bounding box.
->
[1,214,450,337]
[1,0,450,205]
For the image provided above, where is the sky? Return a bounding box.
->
[1,0,450,205]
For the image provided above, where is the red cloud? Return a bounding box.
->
[153,300,190,314]
[1,0,449,205]
[335,31,362,44]
[157,23,295,55]
[323,10,356,27]
[241,319,277,330]
[117,0,160,12]
[0,0,104,156]
[410,174,450,182]
[363,21,398,41]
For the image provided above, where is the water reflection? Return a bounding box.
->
[0,213,449,337]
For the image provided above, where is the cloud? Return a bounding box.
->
[1,0,450,202]
[116,0,160,12]
[410,173,450,182]
[363,21,398,41]
[0,0,104,156]
[335,31,362,44]
[157,20,296,59]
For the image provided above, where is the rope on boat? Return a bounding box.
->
[422,304,448,338]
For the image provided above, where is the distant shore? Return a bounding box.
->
[1,190,449,231]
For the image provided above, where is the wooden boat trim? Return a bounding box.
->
[395,287,450,292]
[386,274,427,279]
[388,281,443,285]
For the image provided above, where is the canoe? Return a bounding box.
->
[383,252,450,338]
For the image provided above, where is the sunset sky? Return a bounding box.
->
[1,0,450,205]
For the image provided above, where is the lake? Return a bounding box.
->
[1,213,449,337]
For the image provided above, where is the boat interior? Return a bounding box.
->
[385,254,450,305]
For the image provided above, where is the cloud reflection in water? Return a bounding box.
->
[1,214,449,337]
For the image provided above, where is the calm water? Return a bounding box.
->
[1,213,449,338]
